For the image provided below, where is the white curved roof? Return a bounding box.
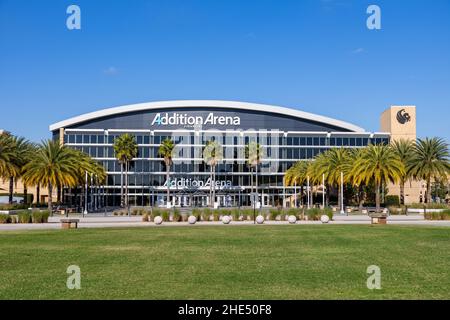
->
[49,100,365,132]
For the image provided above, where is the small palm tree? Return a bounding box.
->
[203,140,223,207]
[352,145,405,212]
[245,142,263,204]
[285,160,309,207]
[23,140,80,212]
[0,134,18,193]
[113,134,138,208]
[408,137,450,203]
[391,139,415,205]
[158,138,175,208]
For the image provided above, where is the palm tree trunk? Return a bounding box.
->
[337,184,341,211]
[400,179,405,205]
[8,176,13,204]
[358,185,364,212]
[209,165,213,208]
[24,183,28,205]
[57,185,61,204]
[375,182,381,213]
[48,183,53,213]
[166,163,170,207]
[426,176,432,204]
[120,162,124,207]
[212,165,216,208]
[325,183,330,207]
[125,161,129,208]
[250,167,254,193]
[300,185,304,206]
[36,184,40,205]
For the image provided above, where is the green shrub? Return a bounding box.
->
[286,208,299,219]
[0,204,29,211]
[230,208,241,221]
[269,208,280,221]
[323,207,333,221]
[172,209,181,222]
[191,208,202,220]
[160,209,170,222]
[142,213,149,222]
[306,208,321,221]
[18,211,32,224]
[385,195,400,207]
[202,208,212,221]
[425,209,450,220]
[32,211,49,223]
[409,203,449,209]
[0,214,11,224]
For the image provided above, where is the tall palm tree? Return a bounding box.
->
[113,134,138,208]
[158,138,175,208]
[408,137,450,203]
[203,140,223,207]
[352,144,405,212]
[23,140,80,212]
[391,139,415,205]
[320,148,350,211]
[245,142,263,204]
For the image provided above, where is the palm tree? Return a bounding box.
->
[320,148,350,211]
[245,142,263,205]
[23,140,80,212]
[352,145,405,212]
[158,138,175,208]
[408,138,450,203]
[391,139,415,205]
[285,160,309,206]
[203,140,223,207]
[0,134,17,193]
[14,138,35,205]
[113,134,138,208]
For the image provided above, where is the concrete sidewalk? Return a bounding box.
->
[0,214,449,231]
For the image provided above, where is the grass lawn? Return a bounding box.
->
[0,225,449,300]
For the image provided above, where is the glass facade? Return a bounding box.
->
[59,130,389,209]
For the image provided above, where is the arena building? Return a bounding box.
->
[48,100,417,209]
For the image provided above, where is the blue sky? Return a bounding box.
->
[0,0,449,142]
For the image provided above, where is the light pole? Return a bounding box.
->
[83,171,88,216]
[307,175,310,209]
[294,181,297,208]
[340,171,345,214]
[322,173,325,208]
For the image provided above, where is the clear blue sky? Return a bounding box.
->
[0,0,449,142]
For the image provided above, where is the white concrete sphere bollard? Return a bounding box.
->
[188,215,197,225]
[154,216,163,225]
[288,215,297,224]
[320,215,330,224]
[222,215,231,224]
[256,215,265,224]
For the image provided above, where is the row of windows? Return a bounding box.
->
[65,133,389,146]
[72,146,332,161]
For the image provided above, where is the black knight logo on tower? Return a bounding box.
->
[396,109,411,124]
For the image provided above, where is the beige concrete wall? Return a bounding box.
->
[0,179,56,204]
[380,106,424,204]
